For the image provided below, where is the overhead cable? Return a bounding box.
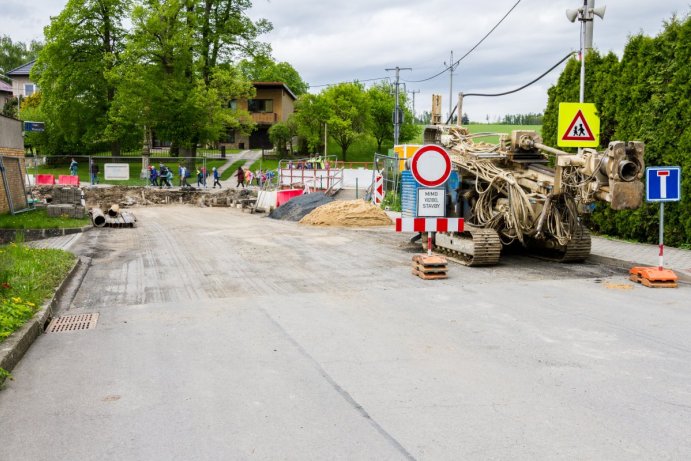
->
[405,0,522,84]
[444,51,576,123]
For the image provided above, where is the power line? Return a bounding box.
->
[405,0,522,84]
[444,52,576,123]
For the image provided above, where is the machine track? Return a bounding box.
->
[528,226,592,263]
[426,225,502,266]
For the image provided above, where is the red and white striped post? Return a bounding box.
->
[395,218,464,256]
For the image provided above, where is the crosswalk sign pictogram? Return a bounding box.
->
[557,102,600,147]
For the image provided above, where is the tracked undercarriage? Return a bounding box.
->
[419,126,644,265]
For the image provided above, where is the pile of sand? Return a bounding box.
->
[299,199,393,227]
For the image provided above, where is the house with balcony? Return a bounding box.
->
[6,60,38,100]
[223,82,297,150]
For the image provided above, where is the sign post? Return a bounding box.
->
[630,166,681,287]
[408,145,453,256]
[557,103,600,148]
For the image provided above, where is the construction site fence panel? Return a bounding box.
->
[23,155,255,189]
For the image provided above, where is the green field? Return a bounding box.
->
[410,123,542,145]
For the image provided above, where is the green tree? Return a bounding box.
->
[367,82,418,151]
[543,13,691,246]
[0,35,42,78]
[33,0,131,155]
[367,82,394,152]
[292,93,330,154]
[112,0,269,162]
[238,55,308,96]
[268,120,296,154]
[322,82,370,161]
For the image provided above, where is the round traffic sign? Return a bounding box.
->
[410,145,452,187]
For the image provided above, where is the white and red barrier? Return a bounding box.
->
[372,173,384,205]
[395,218,464,233]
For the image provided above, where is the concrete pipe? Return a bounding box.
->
[107,204,120,217]
[91,208,106,227]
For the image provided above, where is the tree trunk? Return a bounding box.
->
[110,140,121,157]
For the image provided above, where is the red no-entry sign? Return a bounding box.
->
[410,145,452,187]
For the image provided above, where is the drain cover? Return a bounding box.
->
[47,313,99,333]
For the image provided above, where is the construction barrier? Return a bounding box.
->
[372,172,384,205]
[276,189,303,207]
[58,175,80,186]
[36,174,55,185]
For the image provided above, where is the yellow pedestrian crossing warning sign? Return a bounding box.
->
[558,102,600,147]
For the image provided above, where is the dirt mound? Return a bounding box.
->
[268,192,333,221]
[299,199,393,227]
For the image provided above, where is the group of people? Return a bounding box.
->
[147,163,222,189]
[72,157,247,189]
[70,158,100,186]
[287,156,329,170]
[234,167,274,188]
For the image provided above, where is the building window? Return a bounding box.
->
[24,83,36,96]
[228,99,237,110]
[248,99,273,113]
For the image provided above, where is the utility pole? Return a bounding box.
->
[407,89,420,123]
[385,66,412,145]
[566,0,606,103]
[444,50,456,123]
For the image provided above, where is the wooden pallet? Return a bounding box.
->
[629,267,678,288]
[412,254,448,280]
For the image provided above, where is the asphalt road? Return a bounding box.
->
[1,206,690,460]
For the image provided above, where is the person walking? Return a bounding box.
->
[236,166,245,188]
[69,158,78,176]
[180,164,190,189]
[159,164,172,188]
[90,161,99,185]
[150,165,159,187]
[212,167,222,188]
[166,167,174,187]
[196,169,204,187]
[244,168,253,187]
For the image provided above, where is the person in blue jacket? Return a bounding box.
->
[212,167,222,188]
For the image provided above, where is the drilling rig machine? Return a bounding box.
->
[418,125,645,265]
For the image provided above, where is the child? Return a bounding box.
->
[212,167,222,188]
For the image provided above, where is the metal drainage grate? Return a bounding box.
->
[47,313,99,333]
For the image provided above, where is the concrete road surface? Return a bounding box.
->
[1,206,690,460]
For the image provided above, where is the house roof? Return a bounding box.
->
[252,82,297,100]
[6,59,36,77]
[0,80,12,93]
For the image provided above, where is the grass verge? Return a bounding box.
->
[0,242,76,344]
[0,208,90,229]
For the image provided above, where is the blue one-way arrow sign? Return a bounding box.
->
[646,166,681,202]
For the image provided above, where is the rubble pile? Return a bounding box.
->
[299,199,393,227]
[31,186,254,210]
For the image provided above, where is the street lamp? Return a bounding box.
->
[566,0,606,103]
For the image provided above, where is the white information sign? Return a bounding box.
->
[104,163,130,180]
[417,188,445,217]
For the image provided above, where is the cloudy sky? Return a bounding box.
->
[2,0,687,121]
